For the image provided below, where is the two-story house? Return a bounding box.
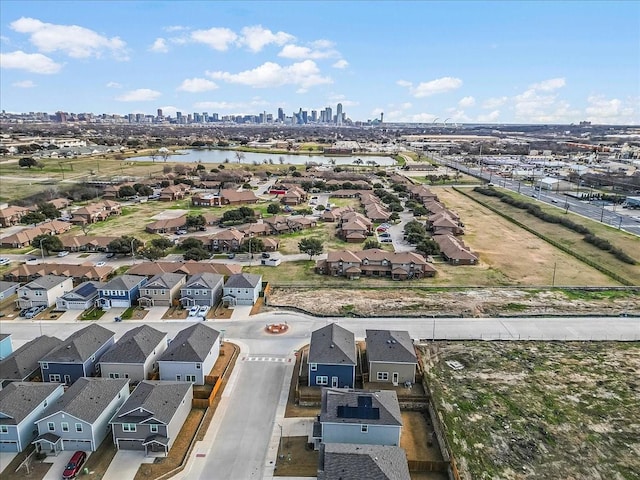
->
[39,324,115,385]
[137,272,186,307]
[365,330,417,386]
[55,281,104,310]
[96,275,148,309]
[99,325,168,383]
[179,273,224,307]
[308,324,357,389]
[16,275,74,309]
[0,382,65,452]
[209,228,245,253]
[110,381,193,456]
[157,324,220,385]
[33,378,129,454]
[0,335,62,388]
[221,273,262,307]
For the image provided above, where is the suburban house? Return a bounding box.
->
[308,324,357,389]
[191,189,259,207]
[317,443,411,480]
[1,221,72,248]
[429,212,465,236]
[337,212,372,242]
[0,383,65,452]
[126,261,241,279]
[312,388,403,449]
[158,184,189,202]
[221,273,263,307]
[96,275,148,309]
[138,272,186,307]
[179,273,225,307]
[55,281,104,311]
[0,205,31,228]
[280,185,308,205]
[157,323,220,385]
[145,216,186,234]
[70,200,121,225]
[433,234,479,265]
[60,235,116,252]
[33,377,130,454]
[99,325,168,383]
[110,381,193,456]
[365,330,417,385]
[0,336,62,388]
[16,275,74,309]
[39,324,115,385]
[321,206,354,222]
[3,263,113,284]
[209,228,245,253]
[0,281,19,301]
[0,333,12,360]
[316,249,436,281]
[408,185,439,203]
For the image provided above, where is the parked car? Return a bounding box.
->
[176,230,187,235]
[0,257,10,266]
[62,451,87,480]
[198,226,207,231]
[380,238,393,243]
[188,306,199,317]
[198,305,210,318]
[57,251,69,257]
[95,261,106,267]
[105,252,116,258]
[227,252,236,259]
[24,306,45,319]
[379,232,391,238]
[261,252,271,259]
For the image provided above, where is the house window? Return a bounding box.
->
[377,372,389,381]
[150,425,159,433]
[75,424,83,432]
[186,375,196,382]
[122,424,136,432]
[310,363,317,371]
[109,373,120,379]
[160,290,165,295]
[35,291,44,296]
[42,362,48,369]
[49,374,61,382]
[316,376,328,386]
[62,423,69,432]
[361,425,369,433]
[196,364,201,369]
[186,290,192,295]
[47,422,55,432]
[0,426,8,434]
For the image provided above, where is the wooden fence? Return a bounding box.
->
[407,459,449,472]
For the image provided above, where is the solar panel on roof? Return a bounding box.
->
[75,283,97,297]
[357,395,373,408]
[337,405,380,420]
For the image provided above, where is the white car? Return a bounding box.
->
[57,251,69,257]
[95,261,106,267]
[198,305,210,318]
[0,257,10,266]
[188,306,199,317]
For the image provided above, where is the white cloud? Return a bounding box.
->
[157,105,183,117]
[512,78,578,123]
[459,96,476,107]
[190,27,238,51]
[116,88,162,102]
[483,96,508,109]
[207,60,331,90]
[12,80,36,88]
[150,38,169,53]
[10,17,128,60]
[164,25,187,32]
[530,77,566,91]
[398,77,463,98]
[0,50,62,74]
[332,59,349,69]
[476,110,501,122]
[177,77,218,93]
[278,43,338,60]
[106,81,122,88]
[585,95,637,124]
[240,25,294,52]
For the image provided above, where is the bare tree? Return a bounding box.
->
[234,151,245,163]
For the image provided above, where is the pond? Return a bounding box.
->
[129,149,396,167]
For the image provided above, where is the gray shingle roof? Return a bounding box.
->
[365,330,417,365]
[40,377,129,423]
[21,274,69,291]
[224,273,262,289]
[0,281,19,294]
[144,273,186,290]
[0,382,63,425]
[318,443,410,480]
[111,381,192,425]
[159,323,219,363]
[183,273,224,290]
[99,325,167,364]
[320,388,402,427]
[0,336,63,381]
[57,281,104,302]
[99,274,147,292]
[41,324,115,363]
[309,323,356,366]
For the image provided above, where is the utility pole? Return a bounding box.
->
[552,262,557,287]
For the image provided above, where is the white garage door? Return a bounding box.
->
[109,300,130,308]
[63,439,93,451]
[0,441,19,452]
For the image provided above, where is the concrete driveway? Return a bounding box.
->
[56,310,81,322]
[102,450,154,480]
[98,307,126,323]
[42,450,91,480]
[0,452,17,474]
[143,306,169,322]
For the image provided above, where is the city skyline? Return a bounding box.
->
[0,1,638,125]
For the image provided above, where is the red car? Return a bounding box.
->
[62,451,87,479]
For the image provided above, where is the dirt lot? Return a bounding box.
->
[266,287,640,317]
[420,341,640,480]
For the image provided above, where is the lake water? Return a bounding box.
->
[130,149,396,166]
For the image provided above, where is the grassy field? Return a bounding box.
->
[421,341,640,480]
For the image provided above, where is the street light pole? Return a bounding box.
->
[277,423,283,459]
[130,238,136,263]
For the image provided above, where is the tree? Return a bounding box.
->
[364,240,381,250]
[18,157,38,169]
[107,236,142,255]
[184,215,205,230]
[234,151,245,163]
[139,246,165,261]
[242,237,264,255]
[180,237,204,251]
[150,237,174,250]
[183,247,210,261]
[416,238,440,257]
[37,202,60,220]
[267,203,281,214]
[136,185,154,197]
[298,237,323,259]
[118,185,137,198]
[21,211,46,225]
[32,234,63,255]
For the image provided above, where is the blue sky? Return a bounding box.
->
[1,1,638,124]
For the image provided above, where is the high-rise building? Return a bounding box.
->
[157,108,163,118]
[325,107,332,124]
[336,103,343,125]
[277,107,285,123]
[311,110,318,122]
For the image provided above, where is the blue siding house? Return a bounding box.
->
[308,324,357,388]
[39,324,115,385]
[0,333,12,360]
[0,382,64,452]
[96,275,147,309]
